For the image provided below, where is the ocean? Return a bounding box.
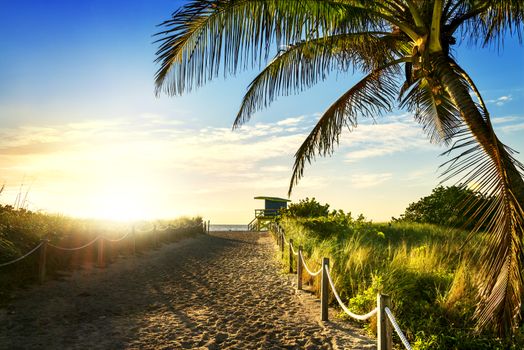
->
[209,224,249,232]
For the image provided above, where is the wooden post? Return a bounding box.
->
[153,225,158,248]
[289,239,294,273]
[297,246,303,290]
[97,238,105,268]
[38,239,48,284]
[321,257,330,321]
[377,293,392,350]
[281,233,284,259]
[132,226,136,255]
[207,220,210,233]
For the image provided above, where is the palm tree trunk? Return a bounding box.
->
[433,54,524,335]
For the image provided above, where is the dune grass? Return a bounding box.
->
[0,204,204,305]
[277,215,523,349]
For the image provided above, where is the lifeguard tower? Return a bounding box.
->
[248,196,290,231]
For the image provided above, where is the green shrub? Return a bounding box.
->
[280,197,330,218]
[394,185,493,230]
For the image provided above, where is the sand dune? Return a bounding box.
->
[0,231,374,349]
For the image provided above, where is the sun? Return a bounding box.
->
[88,189,155,222]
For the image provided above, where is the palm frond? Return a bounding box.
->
[235,32,401,128]
[289,65,401,195]
[399,75,462,145]
[435,54,524,335]
[446,0,524,46]
[154,0,378,96]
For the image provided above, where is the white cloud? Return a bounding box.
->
[501,123,524,133]
[276,116,305,126]
[0,111,451,222]
[350,173,392,188]
[260,165,290,173]
[341,118,432,162]
[487,95,513,106]
[492,116,519,124]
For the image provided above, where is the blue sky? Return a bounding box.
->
[0,1,523,223]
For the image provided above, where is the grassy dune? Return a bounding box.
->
[277,215,523,349]
[0,205,203,304]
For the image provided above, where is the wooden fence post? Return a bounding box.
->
[38,239,48,284]
[289,239,294,273]
[377,293,392,350]
[153,225,158,248]
[297,246,303,290]
[281,233,284,259]
[132,226,136,255]
[97,238,105,268]
[321,257,330,321]
[207,220,210,233]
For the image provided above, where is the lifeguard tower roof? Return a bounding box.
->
[254,196,291,202]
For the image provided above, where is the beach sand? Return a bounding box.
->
[0,231,375,349]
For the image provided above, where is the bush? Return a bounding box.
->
[394,185,493,230]
[280,197,330,218]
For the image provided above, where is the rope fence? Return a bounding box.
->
[0,241,44,267]
[1,221,206,284]
[299,252,322,276]
[325,265,378,321]
[385,307,412,350]
[48,236,101,251]
[104,230,132,243]
[270,222,413,350]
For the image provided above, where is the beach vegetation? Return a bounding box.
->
[393,185,494,230]
[0,204,203,305]
[277,197,523,349]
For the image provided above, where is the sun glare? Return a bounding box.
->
[87,190,155,222]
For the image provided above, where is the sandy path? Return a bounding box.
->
[0,231,374,349]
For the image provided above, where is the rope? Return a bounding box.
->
[103,231,130,243]
[324,265,378,321]
[290,242,299,256]
[282,233,289,246]
[134,227,153,233]
[0,241,45,267]
[299,252,322,276]
[385,307,412,350]
[47,236,100,251]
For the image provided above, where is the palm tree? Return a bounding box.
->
[154,0,524,336]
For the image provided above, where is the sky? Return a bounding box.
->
[0,0,523,223]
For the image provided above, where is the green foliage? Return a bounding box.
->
[277,211,522,349]
[395,185,492,230]
[280,197,330,218]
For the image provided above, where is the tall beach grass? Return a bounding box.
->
[277,215,523,349]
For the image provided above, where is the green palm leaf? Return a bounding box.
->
[435,54,524,334]
[399,75,462,144]
[155,0,377,96]
[235,32,400,128]
[289,65,400,194]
